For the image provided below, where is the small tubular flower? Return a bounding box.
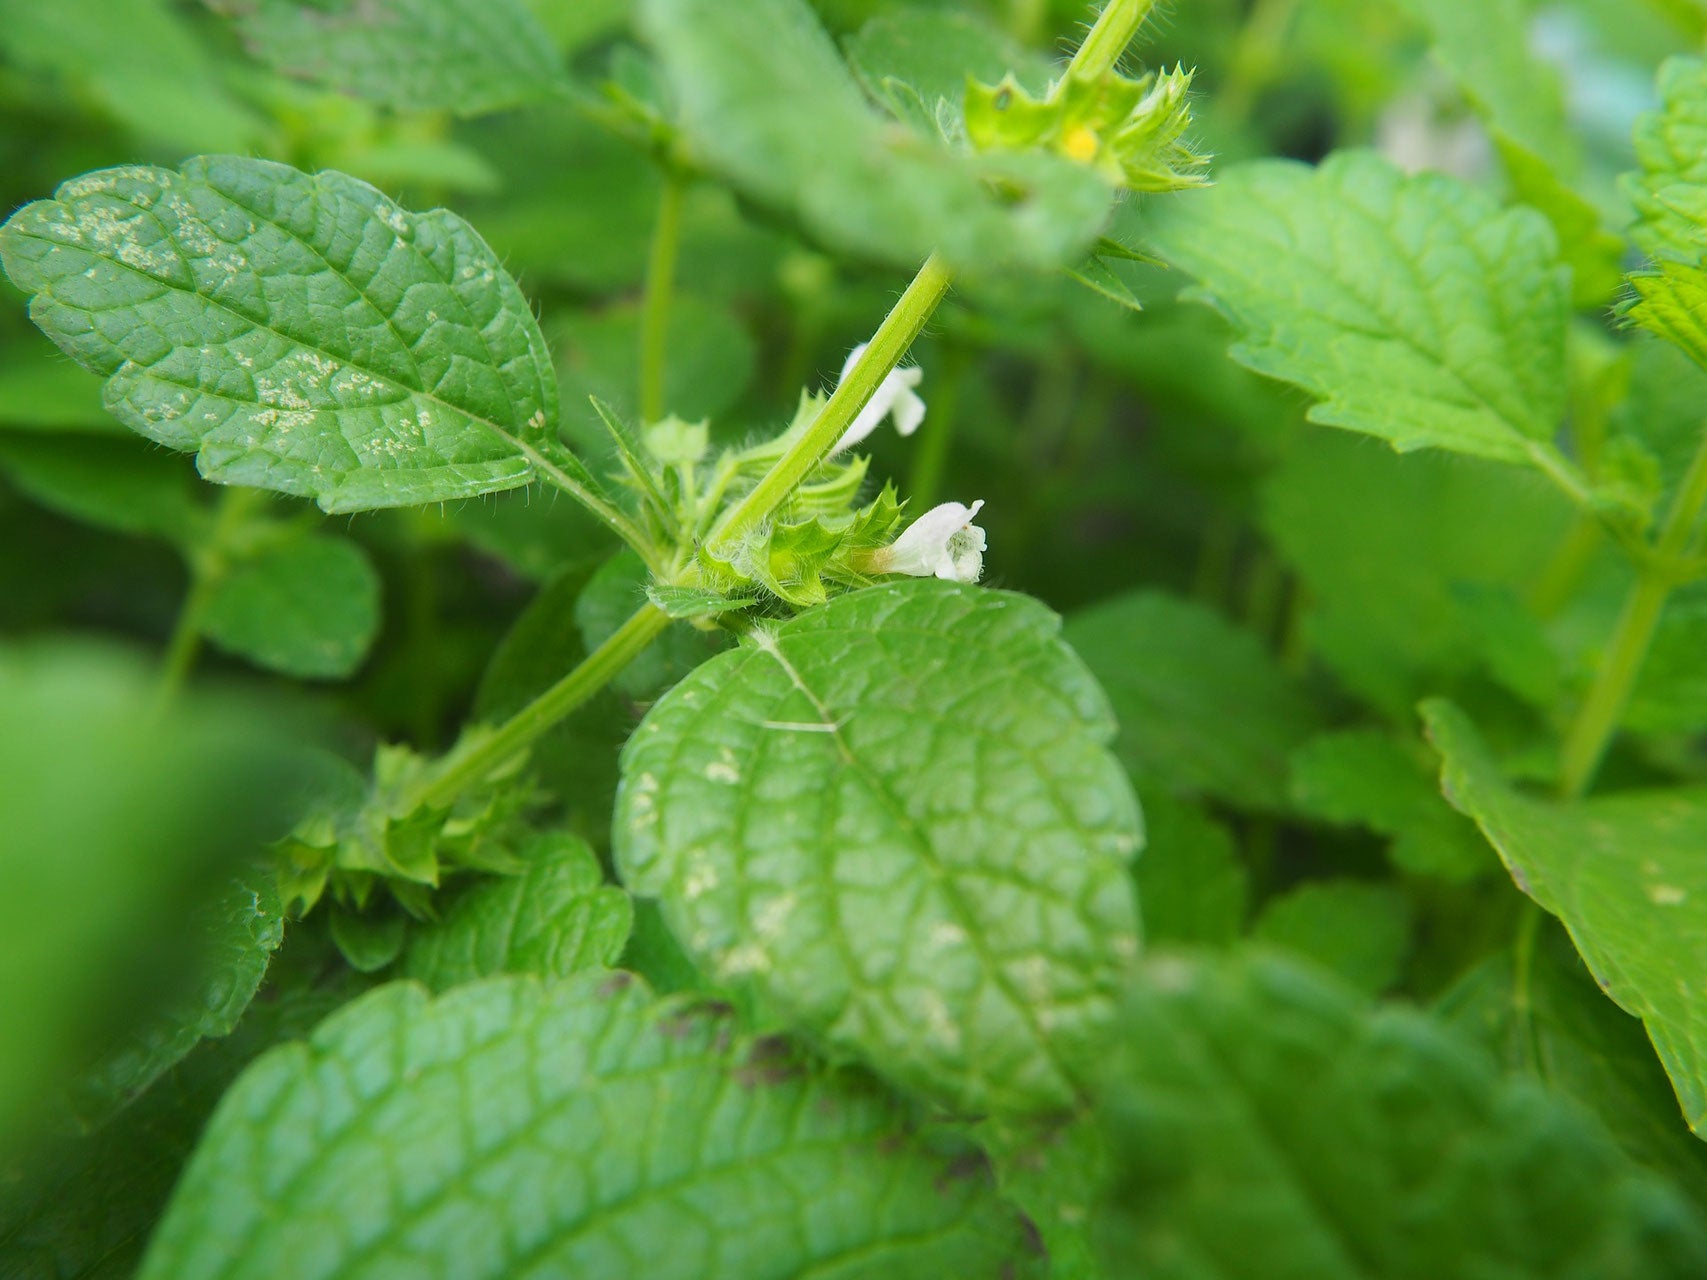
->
[870,500,986,583]
[831,342,926,453]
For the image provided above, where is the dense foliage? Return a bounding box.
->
[5,0,1707,1276]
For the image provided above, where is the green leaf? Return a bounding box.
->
[1289,728,1495,881]
[140,973,1040,1280]
[66,872,286,1128]
[1628,584,1707,736]
[1260,433,1572,716]
[616,580,1142,1114]
[1,958,363,1280]
[1439,932,1707,1211]
[1426,699,1707,1133]
[212,0,568,115]
[203,533,382,679]
[1627,260,1707,373]
[576,550,728,699]
[0,0,267,153]
[1387,0,1621,306]
[0,643,303,1151]
[557,295,758,437]
[0,433,201,542]
[1148,151,1578,475]
[844,10,1052,133]
[1064,589,1320,812]
[401,833,632,990]
[1253,879,1413,995]
[0,157,564,513]
[1132,791,1248,947]
[982,1115,1111,1280]
[638,0,1111,273]
[1627,56,1707,264]
[1098,950,1707,1279]
[0,335,117,432]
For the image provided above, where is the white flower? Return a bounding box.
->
[831,342,926,453]
[873,500,986,583]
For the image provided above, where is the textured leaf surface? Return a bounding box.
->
[1149,151,1574,469]
[639,0,1110,273]
[214,0,566,115]
[140,973,1037,1280]
[1427,700,1707,1133]
[616,581,1142,1114]
[401,833,632,990]
[1064,590,1319,811]
[203,534,381,678]
[0,157,562,512]
[1098,950,1707,1279]
[1628,56,1707,263]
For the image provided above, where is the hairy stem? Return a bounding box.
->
[639,173,685,425]
[710,253,955,546]
[417,602,672,811]
[1557,424,1707,798]
[1064,0,1157,84]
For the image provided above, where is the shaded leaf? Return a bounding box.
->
[1098,950,1707,1279]
[212,0,567,115]
[203,534,382,679]
[1065,589,1320,811]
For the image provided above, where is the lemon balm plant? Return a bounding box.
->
[8,0,1707,1276]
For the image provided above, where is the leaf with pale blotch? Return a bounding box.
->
[212,0,567,116]
[1098,950,1707,1278]
[203,534,381,679]
[139,973,1040,1280]
[0,157,566,512]
[1149,151,1577,472]
[616,581,1142,1115]
[1426,699,1707,1134]
[401,833,632,990]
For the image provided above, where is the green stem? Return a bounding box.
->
[417,602,672,811]
[639,173,685,425]
[1557,424,1707,798]
[1064,0,1157,85]
[410,254,958,815]
[152,486,262,711]
[710,253,955,547]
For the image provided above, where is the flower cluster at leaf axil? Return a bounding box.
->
[609,347,986,617]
